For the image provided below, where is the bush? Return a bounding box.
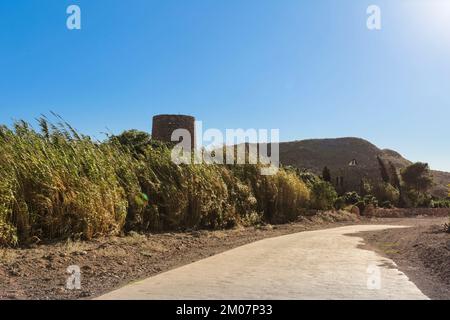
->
[233,165,310,224]
[355,201,366,213]
[401,162,433,194]
[417,194,433,208]
[363,195,378,208]
[402,189,433,208]
[297,170,319,188]
[271,170,310,223]
[381,201,393,209]
[372,183,399,206]
[334,197,346,210]
[110,129,152,155]
[310,181,337,210]
[360,179,373,196]
[431,199,450,208]
[343,192,361,205]
[354,196,379,214]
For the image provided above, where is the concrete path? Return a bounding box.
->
[98,225,428,300]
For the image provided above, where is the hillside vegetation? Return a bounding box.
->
[278,137,450,198]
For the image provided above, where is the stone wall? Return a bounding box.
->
[152,114,196,150]
[367,207,450,218]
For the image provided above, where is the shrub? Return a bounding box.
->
[110,129,152,155]
[381,201,393,209]
[343,191,361,205]
[297,170,319,188]
[361,195,378,216]
[310,181,337,210]
[402,189,433,208]
[360,179,373,196]
[354,195,379,214]
[443,208,450,233]
[431,199,450,208]
[363,195,378,208]
[401,162,433,194]
[271,170,310,223]
[233,165,310,224]
[334,197,346,210]
[372,183,399,206]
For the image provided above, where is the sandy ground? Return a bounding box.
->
[98,225,428,300]
[356,217,450,300]
[0,213,448,300]
[0,211,360,300]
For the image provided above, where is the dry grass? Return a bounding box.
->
[0,248,17,263]
[62,238,88,254]
[0,118,316,246]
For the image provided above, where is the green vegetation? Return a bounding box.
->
[401,162,433,193]
[0,120,313,246]
[372,182,400,206]
[309,181,338,210]
[0,119,446,246]
[342,191,361,205]
[337,160,448,213]
[400,162,433,207]
[430,199,450,208]
[370,160,443,209]
[0,120,129,246]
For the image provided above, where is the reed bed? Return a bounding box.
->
[0,119,311,246]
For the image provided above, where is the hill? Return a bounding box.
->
[277,137,449,198]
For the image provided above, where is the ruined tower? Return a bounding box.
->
[152,114,196,150]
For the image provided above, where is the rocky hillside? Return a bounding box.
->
[278,137,449,198]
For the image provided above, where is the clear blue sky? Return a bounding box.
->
[0,0,449,171]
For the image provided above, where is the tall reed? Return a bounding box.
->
[0,119,311,246]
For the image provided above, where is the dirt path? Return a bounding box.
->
[98,225,428,300]
[0,211,361,300]
[357,218,450,300]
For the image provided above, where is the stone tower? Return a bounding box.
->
[152,114,196,150]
